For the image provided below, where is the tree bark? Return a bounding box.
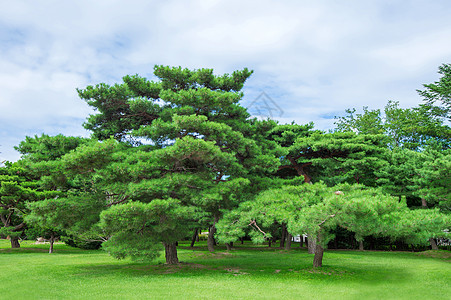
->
[307,236,316,254]
[286,156,312,183]
[190,228,198,248]
[279,223,287,248]
[225,243,232,251]
[208,224,217,252]
[49,232,55,254]
[285,233,292,250]
[313,243,324,268]
[359,240,364,251]
[163,242,179,264]
[421,198,428,208]
[10,237,20,248]
[429,238,439,250]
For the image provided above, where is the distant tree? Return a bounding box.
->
[417,63,451,121]
[335,101,451,150]
[0,163,56,248]
[334,107,385,135]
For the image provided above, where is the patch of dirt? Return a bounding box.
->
[126,262,217,274]
[197,252,233,259]
[416,250,451,260]
[0,248,48,253]
[294,268,354,277]
[225,267,249,276]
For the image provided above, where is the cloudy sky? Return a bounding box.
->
[1,0,451,162]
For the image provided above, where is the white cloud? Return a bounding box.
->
[1,0,451,161]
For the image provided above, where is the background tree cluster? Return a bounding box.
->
[0,64,449,268]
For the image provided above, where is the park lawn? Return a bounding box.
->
[0,239,450,299]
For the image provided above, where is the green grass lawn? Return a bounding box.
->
[1,239,449,299]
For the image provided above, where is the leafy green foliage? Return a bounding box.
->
[335,101,451,150]
[100,199,196,261]
[418,63,451,121]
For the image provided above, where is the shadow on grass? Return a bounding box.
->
[69,251,412,286]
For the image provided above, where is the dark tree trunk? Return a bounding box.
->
[285,234,292,250]
[190,228,198,248]
[285,156,312,183]
[240,237,244,244]
[208,224,217,252]
[10,237,20,248]
[225,243,232,251]
[268,240,271,247]
[299,236,303,248]
[163,242,179,264]
[279,223,286,248]
[359,240,364,251]
[307,236,316,254]
[429,238,439,250]
[313,243,324,268]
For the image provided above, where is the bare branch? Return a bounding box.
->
[249,219,268,237]
[318,214,336,227]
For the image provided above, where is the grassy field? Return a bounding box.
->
[0,239,450,299]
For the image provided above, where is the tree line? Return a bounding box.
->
[1,64,450,267]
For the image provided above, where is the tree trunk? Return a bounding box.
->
[307,236,316,254]
[313,243,324,268]
[279,223,286,248]
[285,234,292,250]
[208,224,217,252]
[240,237,244,244]
[359,240,364,251]
[163,242,179,264]
[421,198,428,208]
[49,232,55,254]
[10,237,20,248]
[225,243,232,251]
[49,239,54,254]
[299,236,303,248]
[429,238,439,250]
[286,156,312,183]
[190,228,198,248]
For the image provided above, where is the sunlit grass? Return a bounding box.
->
[1,239,449,299]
